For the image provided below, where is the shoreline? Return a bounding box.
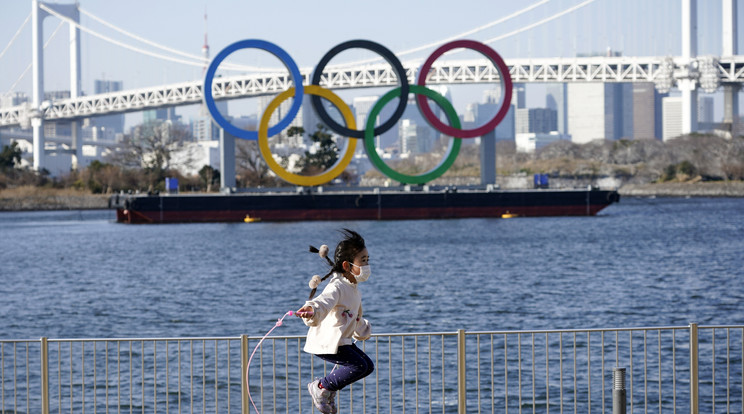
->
[617,181,744,197]
[0,188,110,211]
[1,181,743,212]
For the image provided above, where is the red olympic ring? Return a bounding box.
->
[415,40,513,138]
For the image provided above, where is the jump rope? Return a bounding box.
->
[246,243,340,414]
[245,309,316,414]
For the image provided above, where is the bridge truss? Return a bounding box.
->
[3,55,744,128]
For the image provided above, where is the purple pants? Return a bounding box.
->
[316,344,374,392]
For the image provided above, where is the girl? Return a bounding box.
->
[296,229,374,414]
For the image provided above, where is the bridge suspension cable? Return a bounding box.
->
[79,7,205,63]
[397,0,550,56]
[4,20,65,96]
[39,3,265,72]
[328,0,552,68]
[77,6,261,72]
[26,0,599,81]
[328,0,597,68]
[483,0,596,45]
[0,13,30,62]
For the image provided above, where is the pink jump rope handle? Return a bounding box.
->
[296,309,314,318]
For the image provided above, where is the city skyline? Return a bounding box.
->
[1,0,742,129]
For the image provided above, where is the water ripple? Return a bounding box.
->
[0,197,742,339]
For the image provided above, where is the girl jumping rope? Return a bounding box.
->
[296,229,374,414]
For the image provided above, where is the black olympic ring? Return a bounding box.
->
[310,40,409,139]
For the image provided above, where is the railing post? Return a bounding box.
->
[689,323,698,414]
[457,329,466,414]
[40,337,49,414]
[612,367,626,414]
[241,334,249,414]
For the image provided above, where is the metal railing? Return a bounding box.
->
[1,324,742,414]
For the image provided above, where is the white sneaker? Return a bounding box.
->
[327,389,337,414]
[307,379,333,414]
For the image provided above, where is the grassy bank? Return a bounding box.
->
[0,186,109,211]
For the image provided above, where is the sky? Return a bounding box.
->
[0,0,741,127]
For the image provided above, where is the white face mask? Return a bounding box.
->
[350,263,371,283]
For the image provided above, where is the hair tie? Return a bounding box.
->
[318,245,329,259]
[308,275,322,289]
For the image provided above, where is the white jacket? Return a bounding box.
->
[302,273,372,354]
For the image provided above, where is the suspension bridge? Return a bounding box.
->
[0,0,742,180]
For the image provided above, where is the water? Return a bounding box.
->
[0,197,742,340]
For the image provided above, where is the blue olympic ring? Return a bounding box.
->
[202,39,304,141]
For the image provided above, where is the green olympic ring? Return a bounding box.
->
[364,85,462,185]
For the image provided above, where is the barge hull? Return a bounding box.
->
[111,188,620,224]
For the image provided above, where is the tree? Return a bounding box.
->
[298,124,339,174]
[198,165,220,192]
[108,120,193,190]
[65,160,129,194]
[0,142,22,170]
[235,140,286,187]
[286,126,305,140]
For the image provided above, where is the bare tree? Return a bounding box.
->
[235,139,285,187]
[108,120,193,190]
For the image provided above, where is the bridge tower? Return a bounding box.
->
[679,0,698,135]
[722,0,739,134]
[677,0,739,136]
[30,0,82,172]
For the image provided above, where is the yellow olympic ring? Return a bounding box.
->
[257,85,357,186]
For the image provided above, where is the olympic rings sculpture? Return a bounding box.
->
[203,39,512,186]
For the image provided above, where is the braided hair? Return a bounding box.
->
[307,228,366,299]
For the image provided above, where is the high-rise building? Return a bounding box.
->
[546,84,568,135]
[466,102,514,141]
[400,119,416,154]
[567,83,623,143]
[468,87,514,141]
[300,94,322,141]
[376,88,447,152]
[257,95,302,138]
[698,96,714,123]
[654,89,666,140]
[398,119,433,155]
[352,96,380,149]
[619,82,667,140]
[463,103,477,124]
[511,83,526,109]
[44,90,71,101]
[515,108,557,134]
[629,83,656,139]
[662,96,683,141]
[93,80,125,140]
[492,105,515,140]
[192,117,218,142]
[1,92,28,107]
[352,96,378,131]
[568,81,665,142]
[144,107,178,124]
